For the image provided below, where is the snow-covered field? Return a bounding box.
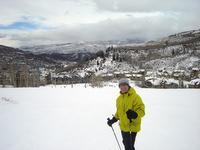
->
[0,84,200,150]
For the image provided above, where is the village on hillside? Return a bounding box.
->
[0,29,200,88]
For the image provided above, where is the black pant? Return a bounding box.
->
[121,131,137,150]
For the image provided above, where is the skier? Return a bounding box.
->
[107,78,145,150]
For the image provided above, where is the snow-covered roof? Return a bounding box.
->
[192,68,199,71]
[190,78,200,85]
[132,74,143,77]
[125,74,132,77]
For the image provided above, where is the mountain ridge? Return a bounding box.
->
[0,29,200,88]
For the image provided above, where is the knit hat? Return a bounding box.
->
[118,78,130,86]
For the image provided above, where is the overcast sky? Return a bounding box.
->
[0,0,200,47]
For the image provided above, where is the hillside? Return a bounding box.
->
[0,29,200,88]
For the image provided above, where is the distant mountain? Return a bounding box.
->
[0,45,59,67]
[19,40,144,63]
[1,29,200,82]
[20,40,142,54]
[50,28,200,79]
[116,29,200,49]
[108,29,200,71]
[0,44,106,68]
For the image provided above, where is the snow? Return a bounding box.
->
[190,78,200,85]
[0,84,200,150]
[166,78,179,84]
[145,54,200,71]
[192,68,199,71]
[86,57,135,76]
[21,42,109,54]
[146,78,161,86]
[20,40,138,54]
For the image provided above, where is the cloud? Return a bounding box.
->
[0,0,199,47]
[92,0,200,13]
[0,33,6,38]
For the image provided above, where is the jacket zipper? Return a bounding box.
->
[123,93,132,133]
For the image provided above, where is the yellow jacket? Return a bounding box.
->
[115,87,145,132]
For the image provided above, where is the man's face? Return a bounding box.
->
[119,84,129,93]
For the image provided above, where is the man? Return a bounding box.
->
[107,78,145,150]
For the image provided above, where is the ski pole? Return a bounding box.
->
[107,118,122,150]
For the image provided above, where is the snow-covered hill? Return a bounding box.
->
[1,29,200,88]
[0,84,199,150]
[20,40,138,54]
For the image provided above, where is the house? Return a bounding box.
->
[188,78,200,88]
[190,68,200,79]
[171,70,185,80]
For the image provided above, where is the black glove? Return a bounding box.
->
[107,117,118,127]
[126,109,138,122]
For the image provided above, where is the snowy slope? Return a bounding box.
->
[85,57,135,75]
[20,41,136,54]
[0,84,200,150]
[21,42,107,54]
[144,54,200,70]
